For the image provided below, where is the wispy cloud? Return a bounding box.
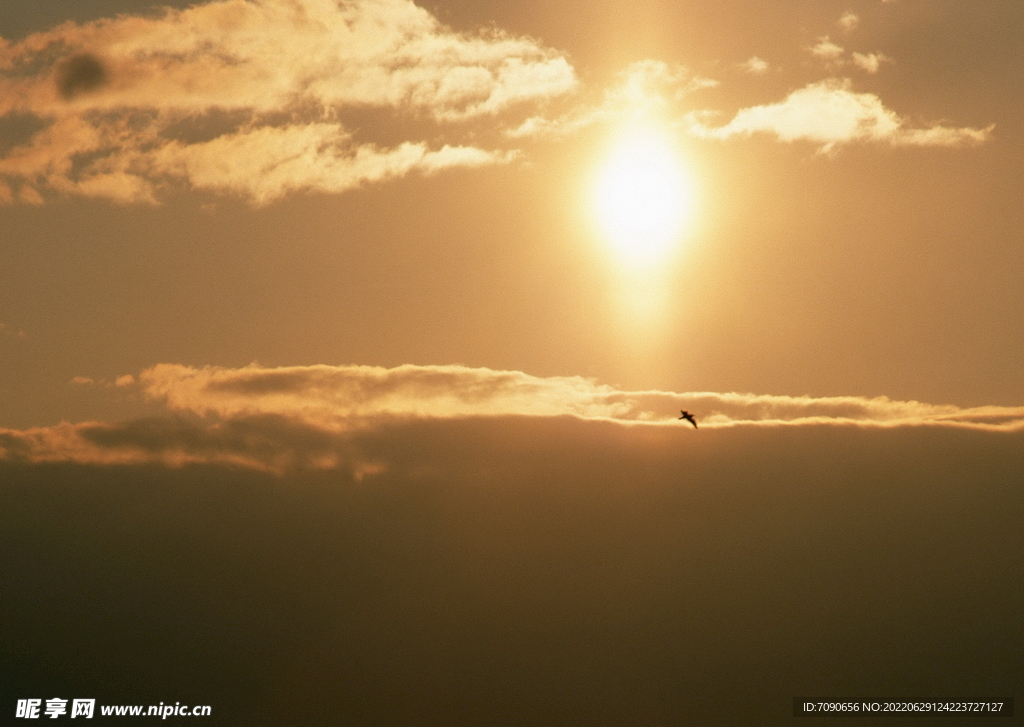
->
[511,53,984,157]
[687,78,993,152]
[0,416,361,472]
[132,363,1024,431]
[0,0,575,204]
[506,60,716,139]
[136,363,640,423]
[3,363,1022,474]
[807,26,891,76]
[739,56,770,75]
[838,12,860,32]
[851,51,892,74]
[810,36,845,60]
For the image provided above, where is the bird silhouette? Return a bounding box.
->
[679,410,698,428]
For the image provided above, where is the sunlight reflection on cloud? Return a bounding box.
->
[0,0,573,203]
[3,362,1023,474]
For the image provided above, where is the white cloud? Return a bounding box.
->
[687,78,993,152]
[739,56,770,75]
[0,0,575,204]
[838,12,860,32]
[601,60,717,108]
[810,36,845,60]
[851,51,892,73]
[506,60,717,139]
[0,0,575,120]
[149,124,514,205]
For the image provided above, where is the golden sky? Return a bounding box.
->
[2,2,1022,721]
[1,0,1021,429]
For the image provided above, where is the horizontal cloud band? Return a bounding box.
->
[2,363,1021,473]
[130,362,1024,430]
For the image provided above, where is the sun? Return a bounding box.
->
[592,123,695,266]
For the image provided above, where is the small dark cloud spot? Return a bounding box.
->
[57,54,108,99]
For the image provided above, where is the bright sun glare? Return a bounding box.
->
[593,124,695,266]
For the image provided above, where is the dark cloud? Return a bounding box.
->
[56,53,107,99]
[3,418,1021,725]
[0,413,368,474]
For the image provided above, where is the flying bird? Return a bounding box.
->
[679,410,698,428]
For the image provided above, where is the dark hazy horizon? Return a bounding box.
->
[4,419,1022,725]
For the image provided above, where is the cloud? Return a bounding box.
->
[69,374,137,388]
[506,60,716,139]
[0,415,362,472]
[3,363,1023,474]
[807,28,891,75]
[599,60,718,109]
[135,362,641,424]
[838,12,860,32]
[739,56,770,75]
[687,78,993,152]
[0,0,992,201]
[134,362,1024,431]
[810,36,845,60]
[0,179,43,204]
[506,49,982,153]
[0,0,575,204]
[150,125,513,205]
[851,51,892,73]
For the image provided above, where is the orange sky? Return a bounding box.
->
[1,0,1022,429]
[2,2,1023,721]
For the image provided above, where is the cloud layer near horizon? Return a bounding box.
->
[2,363,1022,473]
[0,0,574,203]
